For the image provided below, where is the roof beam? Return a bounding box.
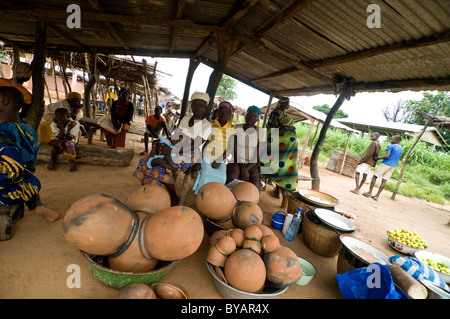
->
[310,30,450,68]
[87,0,130,51]
[169,0,187,54]
[194,0,260,56]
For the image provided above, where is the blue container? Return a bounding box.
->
[271,211,286,230]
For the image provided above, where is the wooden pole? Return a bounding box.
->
[59,60,68,97]
[262,92,274,128]
[299,119,315,168]
[44,77,52,104]
[339,131,352,175]
[28,18,47,130]
[391,120,431,199]
[52,60,60,101]
[180,56,200,121]
[309,123,320,149]
[310,89,349,191]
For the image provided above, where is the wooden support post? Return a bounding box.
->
[299,119,315,168]
[262,92,273,128]
[309,123,320,149]
[180,56,200,121]
[52,60,60,101]
[391,120,431,199]
[44,77,52,104]
[310,89,350,191]
[59,60,68,97]
[28,18,47,131]
[339,131,352,175]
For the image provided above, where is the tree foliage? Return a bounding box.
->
[216,74,237,101]
[313,104,348,119]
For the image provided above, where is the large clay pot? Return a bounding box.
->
[242,225,263,255]
[140,206,204,261]
[232,182,259,203]
[225,249,266,293]
[263,245,303,289]
[209,229,228,247]
[196,182,237,221]
[108,212,158,273]
[232,202,263,229]
[126,184,171,214]
[117,283,157,299]
[63,194,138,256]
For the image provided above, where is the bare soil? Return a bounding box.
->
[0,127,449,299]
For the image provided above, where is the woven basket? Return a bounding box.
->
[287,192,316,215]
[301,210,344,257]
[336,244,370,274]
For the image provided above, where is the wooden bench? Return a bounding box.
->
[79,117,146,144]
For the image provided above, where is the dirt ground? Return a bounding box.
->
[0,124,449,300]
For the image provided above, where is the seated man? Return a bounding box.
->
[47,108,81,172]
[0,83,59,223]
[140,106,171,155]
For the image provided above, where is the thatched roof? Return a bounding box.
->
[1,0,450,98]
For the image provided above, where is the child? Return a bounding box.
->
[47,108,80,172]
[140,106,171,155]
[351,132,381,194]
[0,84,59,222]
[363,134,403,201]
[134,136,181,205]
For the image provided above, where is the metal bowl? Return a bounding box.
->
[83,252,180,289]
[296,189,340,208]
[387,235,425,256]
[414,251,450,284]
[206,262,287,299]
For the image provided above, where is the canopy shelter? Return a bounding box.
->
[1,0,449,190]
[338,119,447,147]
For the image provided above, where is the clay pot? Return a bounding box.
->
[232,182,260,203]
[242,225,263,255]
[151,283,189,299]
[215,215,235,230]
[261,234,281,253]
[207,245,228,267]
[140,206,204,261]
[63,194,138,256]
[228,228,244,247]
[126,184,171,214]
[108,212,158,273]
[255,224,275,237]
[117,283,156,299]
[216,235,236,255]
[225,249,266,293]
[263,246,303,289]
[232,202,263,229]
[209,229,228,247]
[196,182,237,221]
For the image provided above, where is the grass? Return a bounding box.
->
[294,122,450,206]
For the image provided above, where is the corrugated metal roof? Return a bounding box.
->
[0,0,449,98]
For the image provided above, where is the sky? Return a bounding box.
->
[138,56,429,123]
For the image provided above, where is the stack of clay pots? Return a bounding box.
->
[63,184,204,273]
[196,182,263,230]
[206,224,303,294]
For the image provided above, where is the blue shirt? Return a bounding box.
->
[382,144,403,167]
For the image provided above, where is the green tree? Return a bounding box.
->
[402,91,450,151]
[216,74,237,101]
[313,104,348,119]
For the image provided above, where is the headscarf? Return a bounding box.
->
[277,97,290,108]
[190,92,210,104]
[67,92,82,100]
[247,105,261,116]
[159,136,174,148]
[218,101,233,111]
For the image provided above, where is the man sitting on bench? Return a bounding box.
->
[140,106,171,155]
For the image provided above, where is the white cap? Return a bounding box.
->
[190,92,210,104]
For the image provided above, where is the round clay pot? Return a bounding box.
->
[215,214,235,230]
[117,283,156,299]
[206,245,228,267]
[261,234,281,253]
[232,182,260,203]
[263,246,303,289]
[216,235,236,255]
[232,201,263,229]
[243,225,263,255]
[140,206,204,261]
[126,184,171,214]
[108,212,158,273]
[225,249,266,293]
[63,194,138,256]
[209,229,228,247]
[196,182,237,221]
[151,282,189,299]
[255,224,275,237]
[228,228,244,247]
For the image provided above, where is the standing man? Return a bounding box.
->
[351,132,381,194]
[140,106,171,155]
[363,135,403,201]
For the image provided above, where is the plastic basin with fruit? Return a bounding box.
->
[414,251,450,284]
[387,228,428,256]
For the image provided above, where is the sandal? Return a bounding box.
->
[371,196,378,201]
[350,189,360,194]
[362,192,371,198]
